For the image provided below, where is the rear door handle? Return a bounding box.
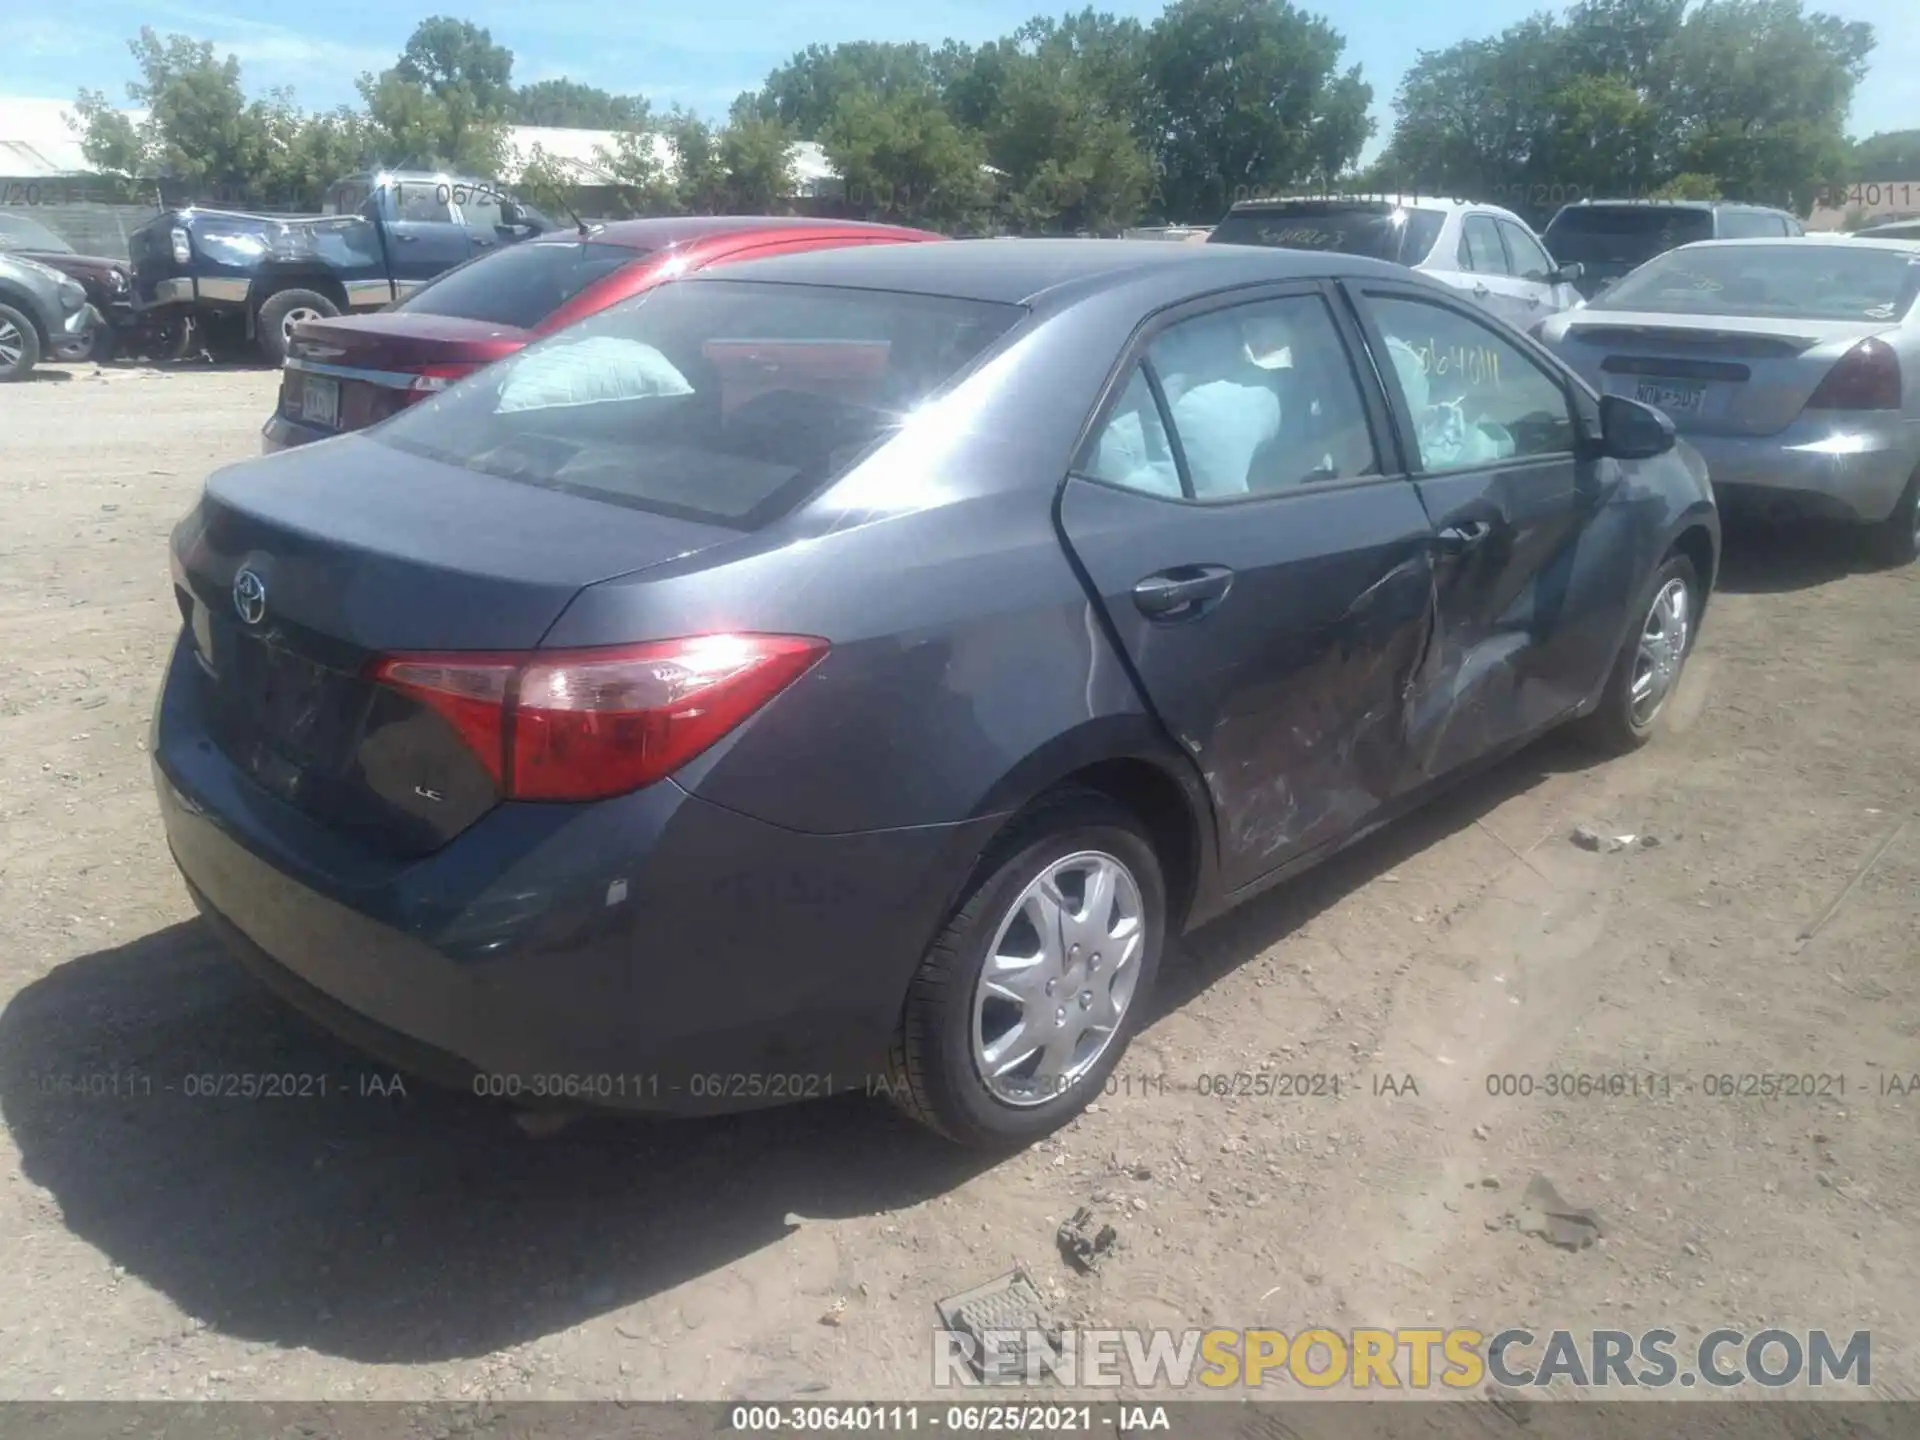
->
[1435,520,1493,553]
[1132,566,1234,618]
[392,233,418,243]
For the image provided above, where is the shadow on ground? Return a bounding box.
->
[1713,515,1885,595]
[0,734,1602,1364]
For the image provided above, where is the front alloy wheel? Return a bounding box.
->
[1579,552,1700,754]
[886,790,1166,1147]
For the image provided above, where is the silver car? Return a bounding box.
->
[0,250,96,382]
[1535,236,1920,564]
[1209,197,1585,327]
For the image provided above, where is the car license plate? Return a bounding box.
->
[1633,379,1705,415]
[299,374,340,428]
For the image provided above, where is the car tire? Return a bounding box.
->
[884,788,1167,1149]
[1576,552,1701,756]
[0,302,42,382]
[1867,471,1919,568]
[255,289,338,366]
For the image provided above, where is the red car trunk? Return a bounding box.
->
[278,314,532,437]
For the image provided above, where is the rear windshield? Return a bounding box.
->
[395,240,642,329]
[1209,203,1445,266]
[1542,206,1715,269]
[371,279,1023,529]
[0,214,74,253]
[1592,244,1920,322]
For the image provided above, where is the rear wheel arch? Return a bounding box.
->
[250,270,350,317]
[959,726,1212,934]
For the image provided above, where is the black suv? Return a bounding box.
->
[1541,200,1805,299]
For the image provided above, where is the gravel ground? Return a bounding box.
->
[0,361,1915,1404]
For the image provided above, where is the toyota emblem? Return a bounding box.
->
[233,568,267,626]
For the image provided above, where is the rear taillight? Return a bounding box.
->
[368,634,829,802]
[1805,337,1901,411]
[400,362,479,405]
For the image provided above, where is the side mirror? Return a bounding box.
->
[1597,394,1675,459]
[498,201,523,226]
[1548,261,1584,285]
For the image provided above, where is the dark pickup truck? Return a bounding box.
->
[128,170,558,362]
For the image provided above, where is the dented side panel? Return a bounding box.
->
[1057,475,1436,891]
[1404,454,1624,777]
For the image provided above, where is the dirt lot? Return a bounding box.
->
[0,362,1915,1404]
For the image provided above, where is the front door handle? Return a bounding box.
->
[1435,520,1493,553]
[1525,292,1542,308]
[1471,282,1491,298]
[471,236,495,248]
[1132,565,1234,618]
[392,233,418,243]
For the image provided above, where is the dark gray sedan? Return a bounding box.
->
[153,240,1719,1148]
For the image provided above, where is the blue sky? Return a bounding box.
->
[2,0,1913,159]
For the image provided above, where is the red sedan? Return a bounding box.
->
[262,216,945,451]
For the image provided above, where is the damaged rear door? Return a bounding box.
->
[1057,282,1437,890]
[1342,280,1627,779]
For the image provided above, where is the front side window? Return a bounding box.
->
[370,279,1022,528]
[395,183,454,223]
[1085,294,1378,499]
[1459,215,1507,274]
[1499,221,1554,281]
[458,190,505,231]
[1362,293,1575,473]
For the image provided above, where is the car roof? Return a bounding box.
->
[1667,235,1920,251]
[1227,194,1505,218]
[560,216,939,253]
[679,236,1413,307]
[1552,198,1790,213]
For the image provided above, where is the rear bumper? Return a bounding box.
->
[1684,417,1919,524]
[261,412,334,453]
[151,633,998,1112]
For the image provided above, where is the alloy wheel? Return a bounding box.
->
[0,318,24,369]
[971,849,1145,1107]
[1630,576,1691,727]
[280,307,325,341]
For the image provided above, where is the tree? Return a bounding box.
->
[966,14,1156,233]
[510,79,649,129]
[751,41,941,137]
[719,114,799,212]
[1662,0,1872,208]
[359,16,515,175]
[819,87,991,230]
[1144,0,1373,222]
[393,17,515,113]
[1849,129,1920,181]
[594,127,678,215]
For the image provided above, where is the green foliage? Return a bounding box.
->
[819,87,993,230]
[69,0,1897,232]
[1383,0,1873,215]
[510,80,650,129]
[1849,130,1920,182]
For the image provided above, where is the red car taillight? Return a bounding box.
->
[1805,337,1902,411]
[398,362,481,406]
[368,634,829,801]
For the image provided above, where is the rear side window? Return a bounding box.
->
[371,279,1022,529]
[1717,210,1787,239]
[395,241,642,329]
[395,184,454,223]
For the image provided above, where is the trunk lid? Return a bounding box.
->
[173,434,740,854]
[1549,309,1895,436]
[280,314,532,438]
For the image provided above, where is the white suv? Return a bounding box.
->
[1208,195,1585,328]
